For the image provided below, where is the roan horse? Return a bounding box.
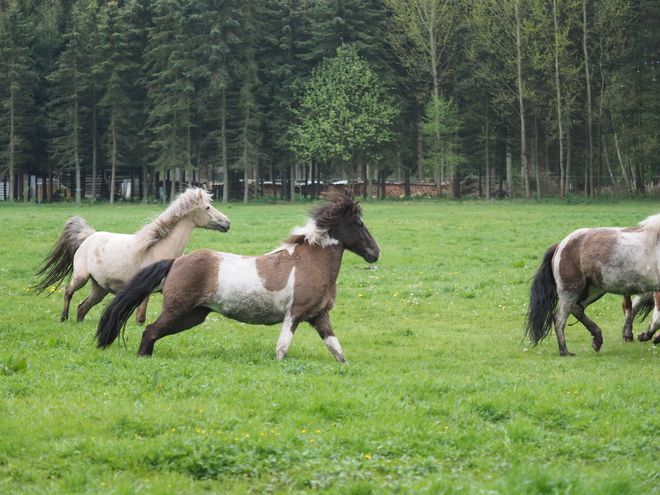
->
[33,187,230,323]
[525,213,660,356]
[96,194,380,362]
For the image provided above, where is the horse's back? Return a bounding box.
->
[76,231,142,292]
[555,227,660,294]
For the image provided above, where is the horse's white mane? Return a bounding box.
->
[638,212,660,251]
[135,187,212,249]
[291,219,328,245]
[276,218,338,253]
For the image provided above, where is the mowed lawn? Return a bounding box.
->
[1,198,660,494]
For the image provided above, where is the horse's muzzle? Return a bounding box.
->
[363,247,380,263]
[214,220,231,232]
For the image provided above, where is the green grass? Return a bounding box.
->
[1,198,660,494]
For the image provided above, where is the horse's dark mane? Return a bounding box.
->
[311,193,362,230]
[281,194,361,246]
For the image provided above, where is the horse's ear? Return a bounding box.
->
[201,183,208,192]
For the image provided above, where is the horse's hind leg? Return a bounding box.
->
[638,293,660,342]
[309,311,347,363]
[554,292,579,356]
[622,295,634,343]
[61,273,90,322]
[136,297,149,324]
[572,306,604,352]
[138,306,212,356]
[76,280,109,322]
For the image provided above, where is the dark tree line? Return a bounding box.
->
[0,0,657,203]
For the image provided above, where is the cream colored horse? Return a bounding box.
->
[34,187,230,323]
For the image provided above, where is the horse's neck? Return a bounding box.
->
[145,217,197,259]
[309,242,344,280]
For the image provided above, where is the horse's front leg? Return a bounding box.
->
[136,297,149,325]
[622,295,634,343]
[572,305,603,352]
[275,314,301,360]
[309,312,347,363]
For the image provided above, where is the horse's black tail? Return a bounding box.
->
[525,244,559,346]
[635,293,656,323]
[96,259,175,348]
[33,216,95,294]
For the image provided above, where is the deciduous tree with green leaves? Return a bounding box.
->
[291,44,398,187]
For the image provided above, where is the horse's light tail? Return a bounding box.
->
[32,216,95,294]
[96,259,175,349]
[525,244,559,346]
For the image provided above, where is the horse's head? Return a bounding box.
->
[189,187,231,232]
[315,194,380,263]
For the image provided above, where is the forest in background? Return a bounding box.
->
[0,0,658,203]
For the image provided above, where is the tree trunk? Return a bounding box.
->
[566,126,572,194]
[110,112,117,205]
[221,88,229,203]
[74,97,81,205]
[553,0,566,198]
[485,97,491,200]
[534,115,541,198]
[9,87,15,201]
[506,140,513,202]
[582,0,594,197]
[515,0,530,199]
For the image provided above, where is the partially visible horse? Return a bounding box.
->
[525,213,660,356]
[622,292,660,344]
[33,187,230,323]
[96,194,380,362]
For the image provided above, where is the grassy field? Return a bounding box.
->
[1,197,660,494]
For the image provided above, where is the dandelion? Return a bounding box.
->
[358,294,363,297]
[301,429,306,433]
[364,454,372,459]
[245,434,250,438]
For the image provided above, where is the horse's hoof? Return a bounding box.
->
[653,336,660,346]
[560,351,576,357]
[623,336,634,343]
[592,341,601,352]
[638,332,650,342]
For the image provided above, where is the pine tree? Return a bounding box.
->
[93,0,138,204]
[0,3,37,201]
[48,0,93,205]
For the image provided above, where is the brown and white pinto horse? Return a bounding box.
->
[96,195,380,362]
[33,187,230,323]
[525,213,660,356]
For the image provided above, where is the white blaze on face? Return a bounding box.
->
[210,253,295,325]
